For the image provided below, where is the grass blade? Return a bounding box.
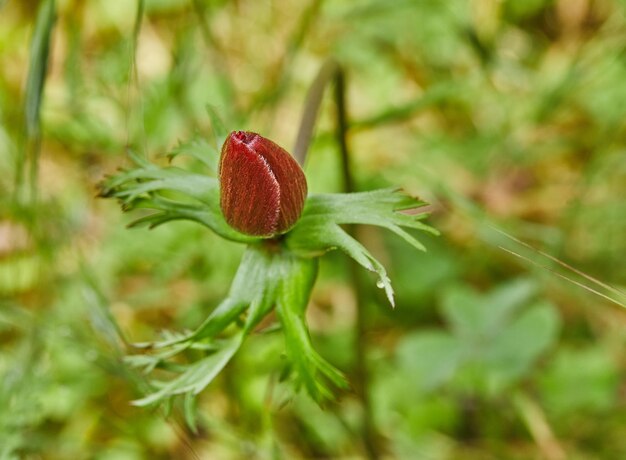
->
[17,0,56,202]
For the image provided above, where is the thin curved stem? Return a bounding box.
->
[293,59,340,165]
[293,59,381,460]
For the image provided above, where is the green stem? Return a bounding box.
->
[17,0,56,205]
[126,0,146,157]
[293,59,340,165]
[294,59,381,460]
[513,391,566,460]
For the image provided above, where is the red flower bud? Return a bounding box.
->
[219,131,308,237]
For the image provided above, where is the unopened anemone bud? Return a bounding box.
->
[219,131,308,237]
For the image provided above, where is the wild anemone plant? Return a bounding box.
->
[99,62,437,414]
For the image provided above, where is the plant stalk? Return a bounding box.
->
[294,59,381,460]
[16,0,56,205]
[513,391,566,460]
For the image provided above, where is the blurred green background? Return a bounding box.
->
[1,0,626,458]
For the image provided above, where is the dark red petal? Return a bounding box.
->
[219,132,281,236]
[247,134,307,233]
[219,131,307,237]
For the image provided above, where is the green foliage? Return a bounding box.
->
[99,150,254,243]
[2,0,626,457]
[102,144,434,408]
[396,279,561,396]
[124,244,345,408]
[287,189,437,305]
[539,346,620,415]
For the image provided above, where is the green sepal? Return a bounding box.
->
[131,332,244,407]
[286,188,437,306]
[275,254,349,402]
[127,246,272,407]
[127,245,347,407]
[98,151,257,243]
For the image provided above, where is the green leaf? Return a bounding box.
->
[126,247,276,406]
[440,285,486,340]
[167,134,219,173]
[127,246,329,406]
[441,279,542,343]
[539,346,619,414]
[183,391,199,434]
[482,278,537,335]
[104,168,216,203]
[132,332,244,407]
[288,221,394,304]
[206,105,228,150]
[396,331,464,392]
[436,282,561,396]
[99,158,256,243]
[296,189,437,241]
[149,246,273,349]
[286,188,436,305]
[275,254,348,401]
[185,247,275,342]
[485,301,560,378]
